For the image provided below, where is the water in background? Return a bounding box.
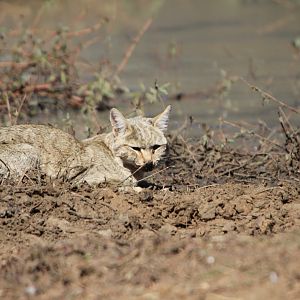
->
[0,0,299,136]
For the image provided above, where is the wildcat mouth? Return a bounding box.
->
[143,162,154,172]
[123,161,155,173]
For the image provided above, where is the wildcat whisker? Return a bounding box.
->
[117,164,145,187]
[136,166,170,183]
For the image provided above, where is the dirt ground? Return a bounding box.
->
[0,137,299,300]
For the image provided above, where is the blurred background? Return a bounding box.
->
[0,0,299,136]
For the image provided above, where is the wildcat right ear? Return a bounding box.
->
[152,105,171,132]
[110,108,127,136]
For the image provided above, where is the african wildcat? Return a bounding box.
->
[0,105,171,186]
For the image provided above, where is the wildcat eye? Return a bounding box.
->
[130,146,141,151]
[151,145,161,151]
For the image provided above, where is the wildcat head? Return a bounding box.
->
[109,105,171,173]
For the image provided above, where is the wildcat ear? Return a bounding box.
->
[153,105,171,132]
[110,108,128,136]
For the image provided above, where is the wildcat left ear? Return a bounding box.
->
[153,105,171,132]
[110,108,127,136]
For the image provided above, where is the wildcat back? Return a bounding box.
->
[0,105,171,185]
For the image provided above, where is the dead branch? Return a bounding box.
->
[222,119,285,150]
[168,75,239,101]
[240,77,300,114]
[114,18,153,77]
[13,93,30,125]
[9,20,108,39]
[4,93,12,125]
[170,117,189,144]
[0,61,36,69]
[279,107,300,144]
[65,21,107,38]
[216,154,257,178]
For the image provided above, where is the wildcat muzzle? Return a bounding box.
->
[143,162,154,172]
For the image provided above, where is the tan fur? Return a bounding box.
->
[0,106,171,186]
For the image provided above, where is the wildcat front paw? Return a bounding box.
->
[118,186,143,193]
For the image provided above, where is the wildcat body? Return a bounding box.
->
[0,106,171,185]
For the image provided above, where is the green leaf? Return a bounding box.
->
[149,87,157,95]
[158,87,168,95]
[60,71,66,84]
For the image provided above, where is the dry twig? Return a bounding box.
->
[240,77,300,114]
[114,18,153,77]
[222,119,284,150]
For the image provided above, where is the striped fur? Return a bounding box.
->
[0,106,171,186]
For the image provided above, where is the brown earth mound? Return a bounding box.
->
[0,134,299,299]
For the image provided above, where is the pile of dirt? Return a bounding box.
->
[1,230,300,299]
[0,133,299,299]
[0,177,299,299]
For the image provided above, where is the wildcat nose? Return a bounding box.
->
[144,162,154,171]
[141,149,152,163]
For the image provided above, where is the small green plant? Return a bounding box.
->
[128,81,170,114]
[78,73,115,109]
[0,15,170,127]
